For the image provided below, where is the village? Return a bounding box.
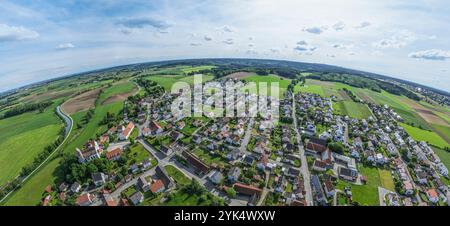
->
[39,78,450,207]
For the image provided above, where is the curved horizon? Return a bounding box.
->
[2,57,449,95]
[1,0,449,92]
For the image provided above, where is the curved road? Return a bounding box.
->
[0,105,73,204]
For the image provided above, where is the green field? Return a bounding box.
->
[164,165,191,186]
[0,103,63,185]
[432,147,450,171]
[146,74,214,91]
[295,84,325,96]
[98,81,136,103]
[180,65,216,74]
[242,74,291,97]
[333,101,373,119]
[400,123,449,149]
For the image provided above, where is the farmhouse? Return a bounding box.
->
[106,147,123,161]
[76,140,102,163]
[119,122,135,140]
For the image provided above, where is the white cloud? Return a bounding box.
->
[246,49,257,55]
[248,43,255,47]
[223,38,234,45]
[56,43,75,50]
[293,40,317,52]
[373,30,416,49]
[0,23,39,42]
[222,25,235,33]
[332,21,345,31]
[332,43,353,50]
[270,48,280,53]
[204,35,212,41]
[302,26,325,34]
[116,17,171,30]
[354,21,371,29]
[190,42,201,46]
[408,49,450,60]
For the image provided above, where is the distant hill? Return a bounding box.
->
[2,58,449,97]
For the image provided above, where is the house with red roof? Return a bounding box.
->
[106,147,123,161]
[119,122,135,140]
[76,193,94,206]
[150,179,165,194]
[427,189,439,203]
[233,183,262,196]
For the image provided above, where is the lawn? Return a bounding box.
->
[400,123,449,149]
[336,165,385,206]
[0,102,63,185]
[163,189,221,206]
[165,165,191,186]
[378,169,395,191]
[192,149,226,166]
[127,143,153,166]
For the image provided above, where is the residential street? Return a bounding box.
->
[292,93,313,206]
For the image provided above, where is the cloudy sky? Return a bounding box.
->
[1,0,449,92]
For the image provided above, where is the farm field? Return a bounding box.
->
[145,74,214,91]
[333,101,373,119]
[242,74,291,97]
[433,147,450,171]
[0,102,63,185]
[179,65,216,74]
[399,123,449,149]
[98,81,137,104]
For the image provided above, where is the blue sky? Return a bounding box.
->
[0,0,449,92]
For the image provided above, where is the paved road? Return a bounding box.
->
[239,118,255,153]
[292,93,313,206]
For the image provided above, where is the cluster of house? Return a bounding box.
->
[125,166,175,206]
[295,91,449,206]
[75,122,135,163]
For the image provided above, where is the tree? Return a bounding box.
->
[328,142,344,154]
[226,187,237,198]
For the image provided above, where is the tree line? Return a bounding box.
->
[1,101,53,119]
